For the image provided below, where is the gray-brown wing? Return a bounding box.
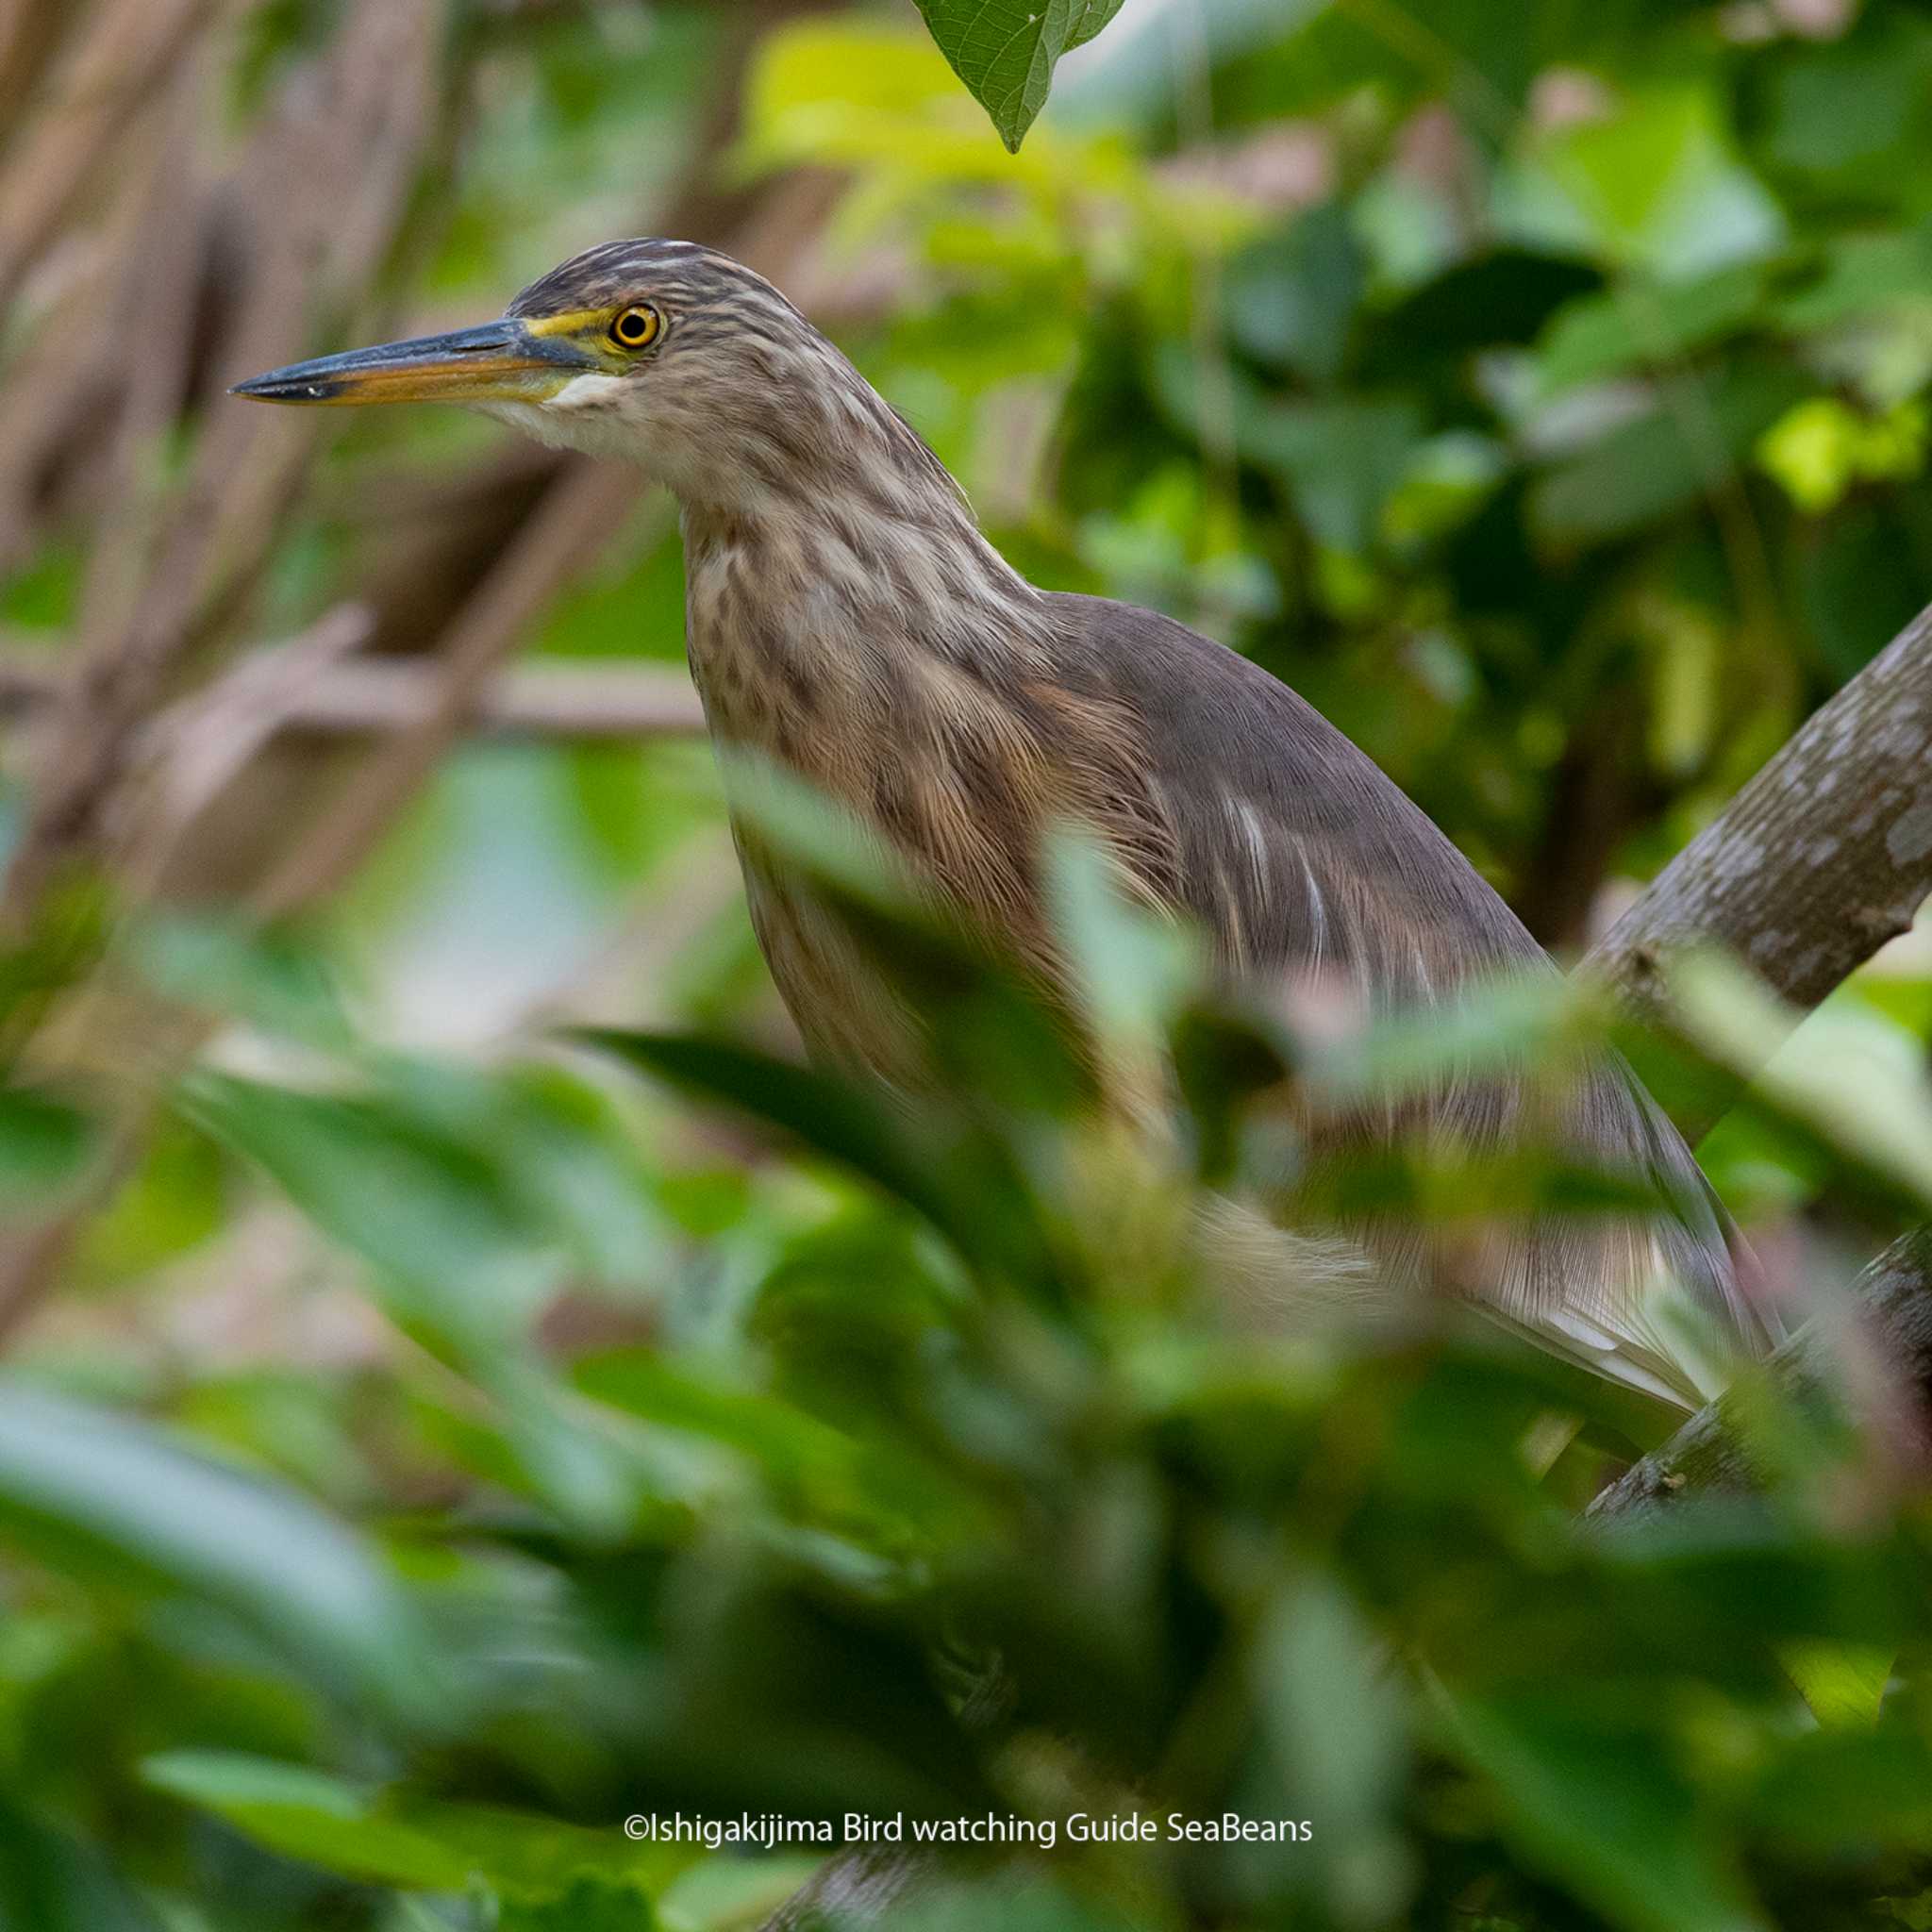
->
[1048,591,1779,1406]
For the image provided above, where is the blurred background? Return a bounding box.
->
[6,1,1932,1928]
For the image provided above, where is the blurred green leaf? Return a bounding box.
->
[1225,204,1364,382]
[1242,394,1424,555]
[0,1086,94,1205]
[1744,1727,1932,1855]
[0,1384,426,1717]
[1535,264,1769,397]
[1507,88,1785,281]
[0,1797,163,1932]
[141,1754,474,1890]
[183,1073,557,1343]
[1438,1688,1768,1932]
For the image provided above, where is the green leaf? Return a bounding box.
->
[1534,264,1770,396]
[0,1086,94,1204]
[0,1384,425,1716]
[577,1029,946,1229]
[1779,1641,1893,1728]
[575,1029,1061,1296]
[1529,361,1805,546]
[1436,1688,1768,1932]
[500,1878,658,1932]
[910,0,1124,152]
[1241,394,1424,555]
[1224,204,1365,383]
[141,1755,474,1891]
[142,1753,697,1902]
[1504,87,1785,281]
[1255,1572,1409,1917]
[0,1797,164,1932]
[183,1074,554,1343]
[1744,1728,1932,1853]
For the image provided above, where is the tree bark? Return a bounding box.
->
[1588,1227,1932,1519]
[1586,604,1932,1143]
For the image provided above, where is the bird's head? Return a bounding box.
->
[233,239,883,508]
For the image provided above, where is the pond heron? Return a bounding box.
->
[237,239,1777,1408]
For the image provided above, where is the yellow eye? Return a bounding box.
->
[609,304,660,349]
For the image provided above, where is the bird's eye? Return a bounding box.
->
[609,304,661,349]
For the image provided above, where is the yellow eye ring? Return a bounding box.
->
[610,304,661,349]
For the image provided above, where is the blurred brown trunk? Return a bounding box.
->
[1515,693,1655,952]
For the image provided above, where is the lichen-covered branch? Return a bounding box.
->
[1588,1228,1932,1520]
[1587,602,1932,1141]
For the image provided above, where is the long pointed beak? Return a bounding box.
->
[230,320,599,408]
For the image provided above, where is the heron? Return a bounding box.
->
[236,238,1777,1408]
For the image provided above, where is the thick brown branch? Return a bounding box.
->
[1586,602,1932,1141]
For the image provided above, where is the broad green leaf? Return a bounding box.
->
[1744,1728,1932,1851]
[183,1074,555,1343]
[141,1755,473,1890]
[142,1753,697,1901]
[576,1029,1061,1296]
[1255,1573,1408,1918]
[911,0,1124,152]
[0,1797,164,1932]
[1534,264,1770,396]
[0,1385,425,1716]
[577,1029,946,1229]
[1779,1641,1893,1728]
[1671,953,1932,1208]
[1224,204,1365,382]
[1529,361,1805,546]
[1503,88,1785,281]
[1241,394,1424,555]
[1777,222,1932,334]
[1436,1688,1768,1932]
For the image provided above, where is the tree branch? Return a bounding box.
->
[1586,601,1932,1141]
[1588,1228,1932,1519]
[0,647,705,744]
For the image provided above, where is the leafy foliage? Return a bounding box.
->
[4,3,1932,1931]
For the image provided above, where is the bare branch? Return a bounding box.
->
[0,644,705,745]
[1586,601,1932,1141]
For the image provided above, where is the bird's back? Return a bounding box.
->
[1044,592,1776,1406]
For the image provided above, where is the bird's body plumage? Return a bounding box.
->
[235,237,1780,1408]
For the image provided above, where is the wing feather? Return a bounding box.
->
[1049,591,1778,1406]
